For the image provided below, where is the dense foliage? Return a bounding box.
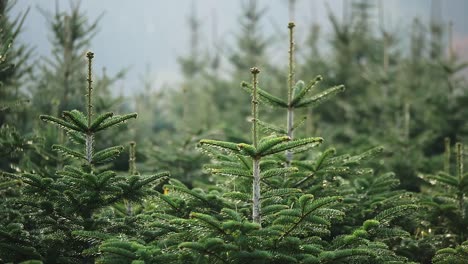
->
[0,1,467,263]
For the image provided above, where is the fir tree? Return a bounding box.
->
[2,2,468,263]
[417,140,468,263]
[0,0,34,171]
[0,0,32,123]
[145,4,214,186]
[32,2,100,115]
[27,2,129,175]
[1,52,169,263]
[222,0,276,136]
[200,66,324,225]
[241,22,345,165]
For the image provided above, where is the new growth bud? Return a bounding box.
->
[250,67,260,75]
[86,51,94,59]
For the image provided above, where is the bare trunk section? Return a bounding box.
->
[286,108,294,165]
[252,158,261,225]
[85,134,94,164]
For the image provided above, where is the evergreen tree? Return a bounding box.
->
[0,52,169,263]
[176,2,212,131]
[415,140,468,263]
[32,2,100,115]
[144,4,215,186]
[0,0,32,125]
[94,20,418,263]
[0,0,34,172]
[26,2,130,174]
[222,0,277,137]
[1,2,468,263]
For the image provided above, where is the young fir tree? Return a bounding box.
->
[296,0,468,195]
[94,19,421,263]
[175,2,213,131]
[241,22,345,165]
[0,3,39,263]
[416,140,468,263]
[220,0,277,137]
[385,14,468,192]
[200,66,326,224]
[26,3,94,177]
[1,52,169,263]
[106,67,415,263]
[0,0,32,122]
[145,4,215,186]
[32,2,99,115]
[229,0,268,78]
[25,2,130,176]
[0,6,43,262]
[239,19,418,255]
[0,0,35,171]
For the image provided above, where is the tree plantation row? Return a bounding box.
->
[1,1,467,263]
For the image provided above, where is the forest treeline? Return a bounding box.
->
[1,0,467,263]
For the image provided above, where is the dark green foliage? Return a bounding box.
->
[302,0,468,194]
[1,1,467,263]
[0,52,169,263]
[0,0,34,172]
[95,57,414,263]
[199,136,323,158]
[241,79,345,109]
[408,141,468,263]
[432,241,468,264]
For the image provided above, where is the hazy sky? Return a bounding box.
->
[11,0,468,94]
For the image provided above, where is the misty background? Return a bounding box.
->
[11,0,468,94]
